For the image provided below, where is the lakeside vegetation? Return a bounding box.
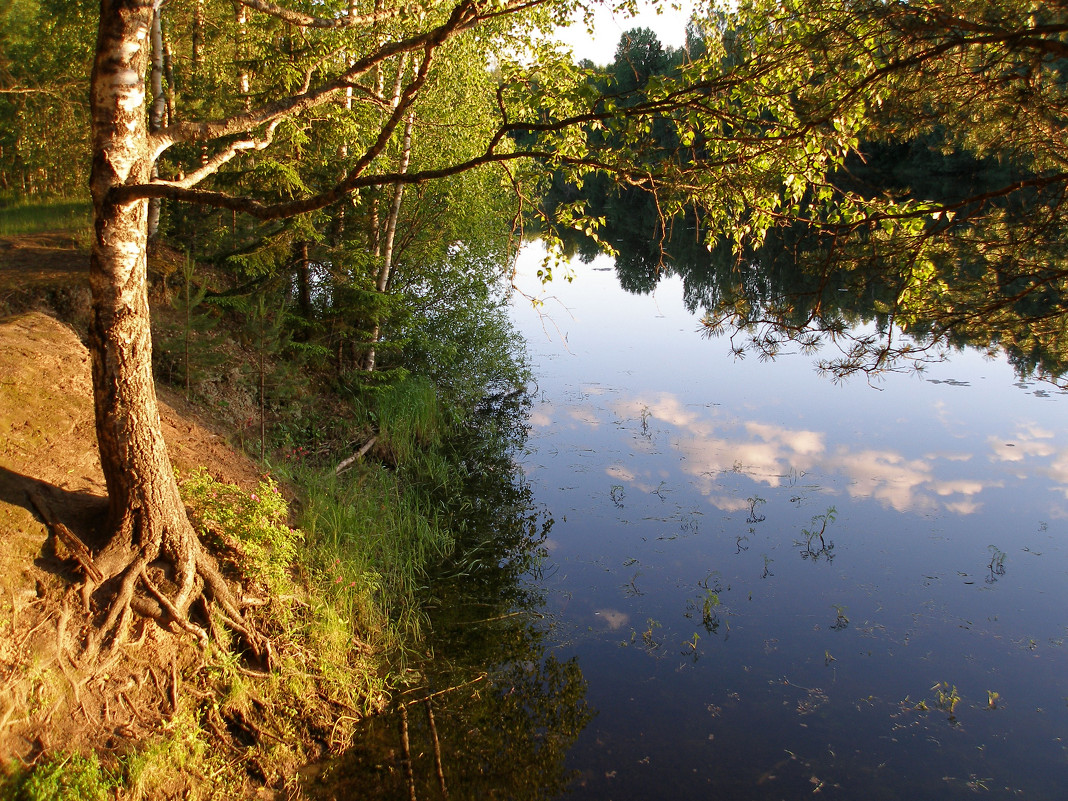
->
[0,188,537,796]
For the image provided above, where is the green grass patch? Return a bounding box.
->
[180,469,302,601]
[294,462,457,651]
[1,752,117,801]
[366,376,447,463]
[0,197,91,237]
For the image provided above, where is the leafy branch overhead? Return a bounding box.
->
[102,0,1068,264]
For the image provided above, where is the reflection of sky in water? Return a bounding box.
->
[511,246,1068,800]
[514,250,1068,521]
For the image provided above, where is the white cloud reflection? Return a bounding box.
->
[530,391,1068,516]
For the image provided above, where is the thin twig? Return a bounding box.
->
[400,704,417,801]
[446,611,522,626]
[397,674,487,705]
[426,699,447,799]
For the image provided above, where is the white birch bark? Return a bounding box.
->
[364,95,415,372]
[147,3,165,240]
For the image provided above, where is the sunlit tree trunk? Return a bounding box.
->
[87,0,263,659]
[90,0,189,614]
[367,0,387,257]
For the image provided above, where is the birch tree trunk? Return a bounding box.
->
[363,105,415,372]
[87,0,265,660]
[147,3,165,241]
[364,55,413,371]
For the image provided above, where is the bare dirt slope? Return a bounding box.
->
[0,233,94,333]
[0,306,263,764]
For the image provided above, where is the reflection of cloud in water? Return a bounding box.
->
[932,479,988,497]
[567,407,601,427]
[606,463,662,495]
[606,464,661,495]
[594,608,630,630]
[703,494,751,513]
[986,440,1055,463]
[1040,451,1068,496]
[615,395,698,429]
[572,393,1063,516]
[744,421,825,456]
[668,417,825,490]
[550,392,1068,516]
[828,449,938,513]
[927,451,973,462]
[1021,422,1055,440]
[989,430,1056,462]
[529,407,554,428]
[677,438,798,488]
[606,464,637,483]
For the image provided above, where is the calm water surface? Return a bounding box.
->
[510,247,1068,799]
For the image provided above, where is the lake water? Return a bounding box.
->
[508,246,1068,799]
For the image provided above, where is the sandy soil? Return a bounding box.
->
[0,237,266,767]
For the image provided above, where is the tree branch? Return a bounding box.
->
[156,121,281,189]
[154,0,483,150]
[237,0,410,29]
[120,74,748,215]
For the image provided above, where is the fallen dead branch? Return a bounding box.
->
[335,436,378,475]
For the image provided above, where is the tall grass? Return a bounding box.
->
[0,196,91,236]
[369,376,447,463]
[296,464,456,652]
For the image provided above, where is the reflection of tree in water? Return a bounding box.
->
[317,653,590,800]
[545,152,1068,385]
[307,393,592,800]
[701,190,1068,385]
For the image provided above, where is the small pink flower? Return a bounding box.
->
[334,576,343,583]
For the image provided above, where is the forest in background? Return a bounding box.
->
[2,0,1068,797]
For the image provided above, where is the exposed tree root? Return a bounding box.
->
[64,504,274,672]
[85,544,155,659]
[195,548,273,667]
[141,573,210,648]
